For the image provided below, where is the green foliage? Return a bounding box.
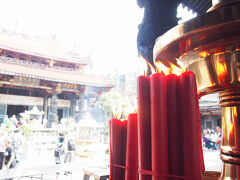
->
[95,92,121,115]
[1,121,15,133]
[5,121,14,129]
[95,92,130,120]
[105,148,109,155]
[20,124,33,137]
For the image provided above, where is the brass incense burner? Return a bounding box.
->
[153,0,240,179]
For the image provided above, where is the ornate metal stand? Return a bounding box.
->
[153,0,240,179]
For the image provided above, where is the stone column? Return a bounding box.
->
[48,91,58,127]
[43,94,48,120]
[76,86,86,122]
[70,97,76,118]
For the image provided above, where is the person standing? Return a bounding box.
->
[12,131,24,164]
[210,130,217,150]
[64,133,76,175]
[64,133,76,164]
[55,134,65,165]
[0,131,5,169]
[203,129,210,150]
[10,115,18,128]
[54,133,65,179]
[2,137,16,170]
[216,126,222,150]
[3,115,9,125]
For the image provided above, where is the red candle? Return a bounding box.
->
[125,113,138,180]
[179,71,202,180]
[109,120,112,180]
[110,119,124,180]
[121,120,128,178]
[137,75,152,180]
[150,73,168,180]
[166,74,183,179]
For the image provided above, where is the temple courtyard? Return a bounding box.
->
[13,143,221,180]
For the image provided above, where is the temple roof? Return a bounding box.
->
[0,61,115,88]
[0,30,90,64]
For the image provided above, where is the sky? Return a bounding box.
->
[0,1,198,76]
[0,0,144,75]
[177,3,197,24]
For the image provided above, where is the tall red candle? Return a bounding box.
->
[150,73,168,180]
[125,113,138,180]
[166,74,182,179]
[109,120,112,180]
[110,119,124,180]
[120,120,128,178]
[137,75,151,180]
[179,71,202,180]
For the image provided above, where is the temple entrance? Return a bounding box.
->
[7,105,27,118]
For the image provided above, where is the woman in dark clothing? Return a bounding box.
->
[2,137,16,169]
[2,137,16,180]
[0,131,5,170]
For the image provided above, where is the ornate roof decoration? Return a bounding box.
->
[0,61,115,88]
[0,29,90,64]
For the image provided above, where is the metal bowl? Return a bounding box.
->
[153,1,240,96]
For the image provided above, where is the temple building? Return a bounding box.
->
[199,94,221,131]
[0,30,115,127]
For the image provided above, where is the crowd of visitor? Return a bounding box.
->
[2,115,21,129]
[2,114,75,130]
[1,114,41,129]
[0,130,76,174]
[203,126,222,151]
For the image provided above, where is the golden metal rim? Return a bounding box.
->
[153,2,240,65]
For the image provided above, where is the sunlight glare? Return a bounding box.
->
[0,0,144,75]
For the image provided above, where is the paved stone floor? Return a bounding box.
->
[16,143,110,180]
[17,157,109,180]
[203,149,222,172]
[6,143,222,180]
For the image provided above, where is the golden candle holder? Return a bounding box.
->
[154,0,240,179]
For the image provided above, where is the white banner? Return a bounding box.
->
[0,94,70,107]
[0,94,43,106]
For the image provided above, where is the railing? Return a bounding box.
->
[0,56,78,72]
[0,162,109,180]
